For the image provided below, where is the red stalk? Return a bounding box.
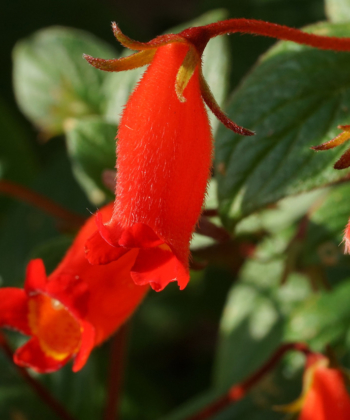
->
[0,180,86,228]
[0,332,76,420]
[103,323,130,420]
[180,18,350,53]
[186,342,312,420]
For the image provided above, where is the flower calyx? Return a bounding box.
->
[312,125,350,169]
[83,22,254,136]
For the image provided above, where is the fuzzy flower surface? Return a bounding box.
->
[84,23,254,292]
[84,19,350,291]
[0,204,148,373]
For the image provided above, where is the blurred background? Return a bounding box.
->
[0,1,341,420]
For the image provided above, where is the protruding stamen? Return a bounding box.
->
[175,47,200,102]
[83,49,156,72]
[199,70,255,136]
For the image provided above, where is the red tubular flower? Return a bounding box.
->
[83,24,254,292]
[84,20,350,291]
[281,357,350,420]
[0,204,148,373]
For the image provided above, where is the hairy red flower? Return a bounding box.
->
[84,19,350,291]
[282,357,350,420]
[0,204,148,373]
[83,23,255,292]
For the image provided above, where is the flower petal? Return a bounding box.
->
[85,230,129,265]
[14,337,70,373]
[0,288,30,335]
[119,223,164,248]
[72,321,95,372]
[45,275,90,321]
[24,259,47,295]
[131,247,189,291]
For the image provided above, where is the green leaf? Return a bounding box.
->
[213,249,311,389]
[301,182,350,267]
[215,22,350,229]
[235,188,327,236]
[326,0,350,22]
[286,279,350,349]
[103,9,230,135]
[65,117,116,204]
[13,27,116,137]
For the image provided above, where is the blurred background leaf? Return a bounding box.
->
[326,0,350,21]
[13,27,116,138]
[65,117,117,204]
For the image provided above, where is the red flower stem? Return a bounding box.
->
[181,18,350,54]
[0,180,86,228]
[209,19,350,50]
[186,342,311,420]
[103,323,130,420]
[202,209,218,217]
[0,332,76,420]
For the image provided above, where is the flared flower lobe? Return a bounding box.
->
[0,204,148,373]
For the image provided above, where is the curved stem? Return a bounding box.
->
[208,19,350,51]
[180,18,350,53]
[0,180,86,228]
[0,332,77,420]
[186,342,312,420]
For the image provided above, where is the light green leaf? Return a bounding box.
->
[13,27,116,137]
[286,279,350,349]
[213,234,311,389]
[326,0,350,22]
[215,22,350,229]
[65,117,116,204]
[301,182,350,267]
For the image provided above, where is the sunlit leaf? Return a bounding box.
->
[325,0,350,22]
[65,117,116,204]
[13,27,116,138]
[215,22,350,229]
